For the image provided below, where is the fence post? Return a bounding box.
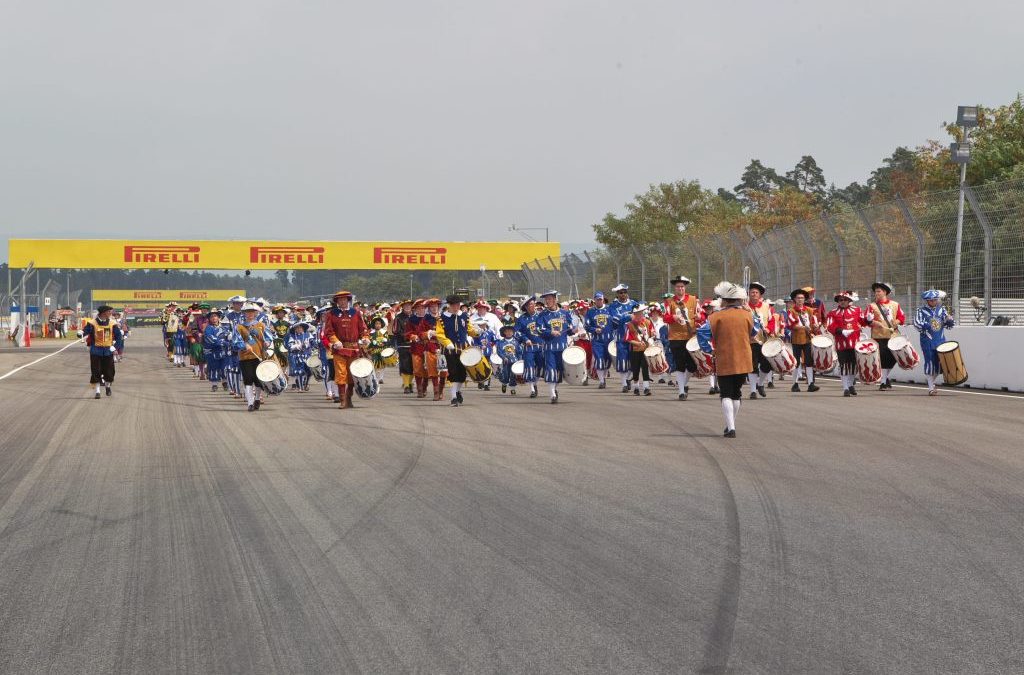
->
[520,264,533,295]
[796,221,820,292]
[712,235,730,281]
[629,244,646,301]
[894,195,925,300]
[743,225,777,291]
[820,213,848,290]
[685,237,703,298]
[563,254,580,299]
[661,246,672,294]
[582,250,597,297]
[612,249,623,285]
[963,186,994,324]
[772,227,799,292]
[855,209,885,281]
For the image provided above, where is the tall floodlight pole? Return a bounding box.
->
[950,105,978,324]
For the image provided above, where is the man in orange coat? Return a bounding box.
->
[322,290,370,409]
[697,282,756,438]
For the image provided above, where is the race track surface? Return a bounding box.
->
[1,329,1022,674]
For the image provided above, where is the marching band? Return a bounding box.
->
[144,280,964,437]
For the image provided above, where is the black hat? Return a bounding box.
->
[748,281,766,294]
[96,305,114,314]
[670,275,691,285]
[871,281,893,294]
[789,288,807,300]
[445,294,462,305]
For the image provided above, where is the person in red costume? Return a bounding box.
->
[826,291,869,397]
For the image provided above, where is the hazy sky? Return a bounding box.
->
[2,0,1023,263]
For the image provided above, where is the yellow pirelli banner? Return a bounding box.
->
[91,289,247,303]
[9,239,561,270]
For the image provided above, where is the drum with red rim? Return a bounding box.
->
[855,340,882,384]
[686,337,715,378]
[811,334,837,373]
[762,337,796,374]
[887,335,920,370]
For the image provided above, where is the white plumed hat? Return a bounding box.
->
[713,281,747,300]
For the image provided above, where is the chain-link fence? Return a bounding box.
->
[521,178,1024,325]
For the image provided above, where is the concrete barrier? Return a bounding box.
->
[885,326,1023,392]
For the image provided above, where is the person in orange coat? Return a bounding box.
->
[322,290,370,409]
[697,282,756,438]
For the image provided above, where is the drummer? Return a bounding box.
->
[746,282,775,399]
[866,281,905,390]
[538,290,576,404]
[514,297,545,399]
[494,322,521,395]
[232,301,272,412]
[322,290,370,410]
[624,305,655,396]
[786,288,820,393]
[584,292,614,389]
[913,289,955,396]
[826,291,867,397]
[697,283,756,438]
[663,276,703,401]
[438,294,479,407]
[609,284,641,392]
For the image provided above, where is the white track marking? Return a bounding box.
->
[812,375,1023,400]
[0,340,84,381]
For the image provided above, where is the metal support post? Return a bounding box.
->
[963,185,994,324]
[820,213,848,290]
[894,195,925,300]
[855,209,885,281]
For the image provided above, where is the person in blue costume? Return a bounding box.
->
[608,284,640,392]
[913,289,955,395]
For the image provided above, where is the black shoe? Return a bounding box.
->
[212,385,218,391]
[484,384,490,391]
[510,388,516,396]
[598,382,606,389]
[105,386,112,397]
[621,385,630,393]
[633,388,640,396]
[530,389,538,398]
[878,383,887,391]
[757,385,766,398]
[222,381,228,390]
[724,429,736,438]
[766,381,775,389]
[849,386,858,396]
[501,384,507,393]
[451,399,459,406]
[749,391,758,400]
[843,389,851,397]
[807,384,820,392]
[550,396,558,404]
[456,391,464,404]
[709,387,719,395]
[678,393,687,401]
[253,400,261,410]
[791,383,800,392]
[581,380,588,386]
[95,392,101,399]
[477,382,484,389]
[247,404,255,412]
[643,389,652,396]
[333,395,341,403]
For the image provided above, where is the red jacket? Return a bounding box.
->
[405,314,439,355]
[826,306,867,351]
[322,307,368,354]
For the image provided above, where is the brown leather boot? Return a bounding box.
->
[431,377,442,401]
[342,385,354,409]
[338,385,349,409]
[416,377,426,398]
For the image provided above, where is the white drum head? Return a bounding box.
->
[811,334,834,348]
[460,347,483,367]
[380,347,396,358]
[490,353,503,366]
[686,336,701,352]
[349,357,374,378]
[563,346,586,365]
[855,340,878,354]
[608,341,617,357]
[888,335,909,350]
[305,355,321,367]
[761,338,784,358]
[255,360,282,382]
[643,344,663,357]
[511,360,525,375]
[935,341,959,353]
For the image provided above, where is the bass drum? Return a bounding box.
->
[936,341,968,385]
[562,345,588,385]
[255,359,288,395]
[349,357,379,398]
[460,347,492,383]
[511,359,525,384]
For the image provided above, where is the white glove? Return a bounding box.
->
[841,329,853,337]
[444,343,455,352]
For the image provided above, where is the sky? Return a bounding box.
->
[2,0,1023,264]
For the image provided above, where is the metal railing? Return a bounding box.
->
[520,178,1024,324]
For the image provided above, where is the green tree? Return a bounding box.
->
[734,160,784,202]
[785,155,828,201]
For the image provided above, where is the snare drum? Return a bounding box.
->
[811,334,837,373]
[936,341,968,385]
[608,341,617,359]
[761,337,796,374]
[686,336,715,378]
[562,345,588,385]
[305,354,323,381]
[255,359,288,395]
[644,343,669,374]
[855,340,882,383]
[460,347,493,383]
[349,357,379,398]
[489,352,503,369]
[887,335,920,370]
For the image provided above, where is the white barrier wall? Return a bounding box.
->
[886,326,1023,392]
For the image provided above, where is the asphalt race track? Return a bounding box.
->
[1,329,1022,674]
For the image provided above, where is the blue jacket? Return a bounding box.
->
[202,324,232,357]
[495,338,522,364]
[440,311,471,348]
[585,305,614,343]
[913,305,954,348]
[538,307,574,351]
[514,312,544,352]
[608,299,640,342]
